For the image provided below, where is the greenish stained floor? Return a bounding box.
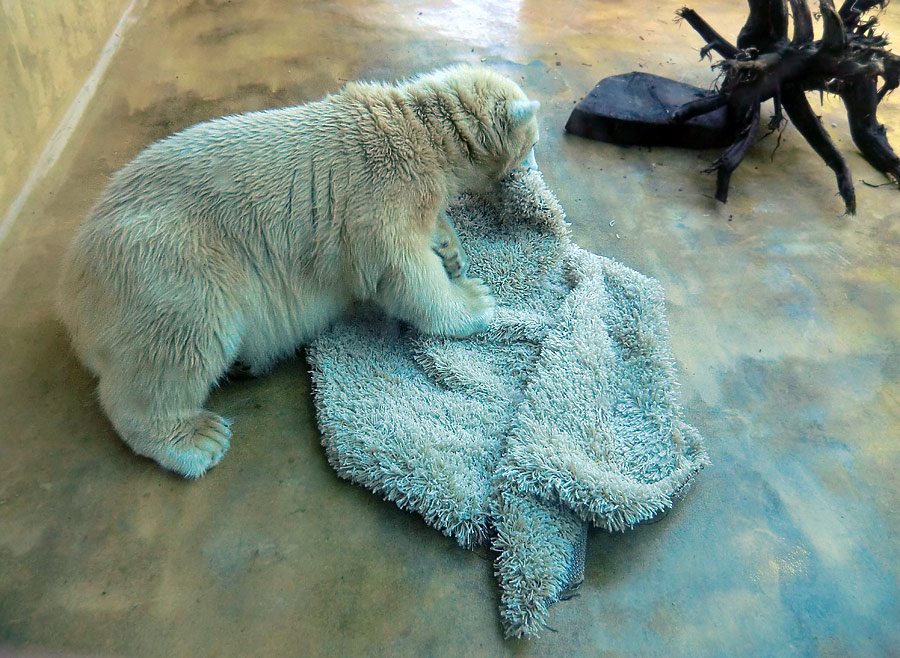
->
[1,0,898,655]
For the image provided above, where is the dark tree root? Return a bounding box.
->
[788,0,814,45]
[841,77,900,185]
[675,0,900,213]
[839,0,888,26]
[737,0,789,50]
[707,104,761,202]
[675,8,738,58]
[781,84,856,213]
[672,93,729,122]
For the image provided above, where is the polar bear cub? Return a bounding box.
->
[57,65,540,478]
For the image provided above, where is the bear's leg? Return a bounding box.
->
[376,246,495,337]
[97,352,232,478]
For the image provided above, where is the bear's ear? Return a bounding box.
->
[508,99,540,126]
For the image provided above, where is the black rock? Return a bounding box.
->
[565,71,734,148]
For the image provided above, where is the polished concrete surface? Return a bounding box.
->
[2,0,899,655]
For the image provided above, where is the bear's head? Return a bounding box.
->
[407,66,541,190]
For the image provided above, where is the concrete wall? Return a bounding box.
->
[0,0,132,221]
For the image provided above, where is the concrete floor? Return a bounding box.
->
[2,0,899,655]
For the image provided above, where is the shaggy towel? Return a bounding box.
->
[307,170,709,637]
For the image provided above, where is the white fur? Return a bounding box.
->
[57,65,541,477]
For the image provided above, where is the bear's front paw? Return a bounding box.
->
[458,276,496,331]
[458,276,491,300]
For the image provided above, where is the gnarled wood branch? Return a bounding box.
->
[676,0,898,212]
